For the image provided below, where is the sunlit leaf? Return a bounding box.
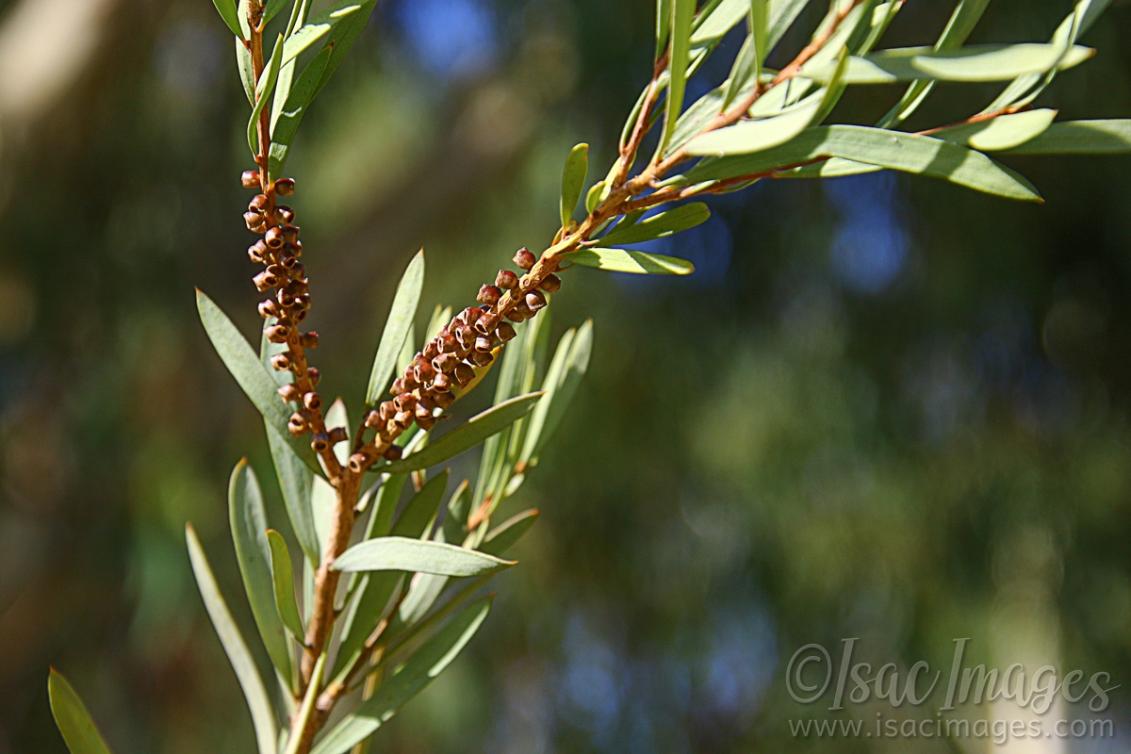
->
[212,0,244,38]
[366,249,425,405]
[281,4,363,66]
[282,653,324,754]
[1002,119,1131,154]
[312,598,492,754]
[597,202,709,245]
[333,537,515,576]
[659,0,695,154]
[687,90,825,156]
[186,524,279,754]
[568,248,696,275]
[265,529,305,642]
[247,34,284,157]
[937,109,1057,151]
[520,319,593,463]
[236,39,256,105]
[48,669,114,754]
[559,143,589,227]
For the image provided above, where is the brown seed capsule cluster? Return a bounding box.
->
[241,170,344,458]
[350,247,563,475]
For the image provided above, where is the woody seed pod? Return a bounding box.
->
[513,247,536,270]
[306,367,321,385]
[471,350,494,367]
[496,269,519,289]
[287,240,303,257]
[393,392,417,412]
[474,335,494,353]
[265,226,286,249]
[540,273,562,292]
[311,433,330,452]
[241,169,260,189]
[390,377,405,395]
[455,325,475,351]
[433,391,455,409]
[474,314,497,336]
[254,271,278,292]
[271,353,291,370]
[249,194,269,213]
[383,445,403,461]
[394,410,413,429]
[414,402,432,424]
[258,299,280,319]
[282,225,301,243]
[477,284,501,305]
[418,394,437,410]
[244,211,266,231]
[432,352,458,373]
[433,372,452,392]
[348,451,372,474]
[288,412,307,435]
[300,331,319,348]
[508,303,532,322]
[454,362,475,386]
[328,427,349,445]
[247,240,268,263]
[423,339,440,360]
[278,384,301,403]
[274,177,296,196]
[302,392,321,411]
[266,324,290,343]
[525,290,547,312]
[439,331,459,353]
[496,321,517,342]
[416,414,436,431]
[275,206,295,223]
[413,359,436,385]
[364,409,382,428]
[378,402,396,422]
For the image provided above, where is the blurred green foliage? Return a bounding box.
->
[2,0,1131,752]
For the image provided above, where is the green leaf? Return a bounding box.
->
[691,0,746,45]
[264,0,293,25]
[269,0,311,132]
[312,598,492,754]
[282,4,363,66]
[480,509,540,557]
[236,38,256,105]
[559,143,589,227]
[1002,119,1131,154]
[248,34,284,157]
[212,0,244,38]
[597,202,709,245]
[655,0,672,59]
[659,0,695,154]
[282,653,324,754]
[366,249,425,405]
[686,125,1042,202]
[568,248,695,276]
[879,0,991,126]
[312,0,377,95]
[585,180,606,213]
[393,470,448,539]
[269,45,329,178]
[520,320,593,463]
[333,537,515,576]
[48,669,114,754]
[803,43,1095,84]
[265,428,319,564]
[937,109,1057,151]
[381,393,544,473]
[229,460,294,684]
[196,290,321,475]
[265,529,305,642]
[186,524,279,754]
[687,91,825,156]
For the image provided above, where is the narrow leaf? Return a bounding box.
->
[282,653,325,754]
[282,4,363,66]
[229,461,293,683]
[266,529,305,642]
[520,319,593,462]
[480,509,540,557]
[236,38,256,105]
[269,45,330,178]
[381,393,545,473]
[48,670,114,754]
[333,537,515,576]
[248,34,284,157]
[311,598,492,754]
[937,109,1057,151]
[597,202,709,246]
[687,92,824,156]
[1002,119,1131,154]
[186,524,279,754]
[264,0,292,25]
[559,143,589,227]
[366,250,425,405]
[660,0,695,154]
[212,0,244,38]
[569,248,695,276]
[195,290,321,474]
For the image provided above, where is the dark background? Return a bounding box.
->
[2,0,1131,751]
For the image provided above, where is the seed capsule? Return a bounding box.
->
[266,324,290,343]
[311,432,330,452]
[253,271,277,292]
[364,409,382,428]
[439,331,459,353]
[423,339,440,360]
[249,194,269,213]
[378,402,396,422]
[271,353,291,370]
[258,299,280,319]
[302,392,321,411]
[299,331,319,348]
[496,269,519,289]
[474,335,493,353]
[247,240,268,263]
[265,226,285,249]
[383,445,403,461]
[432,353,458,373]
[508,303,532,322]
[455,325,476,351]
[413,359,436,385]
[275,206,295,224]
[244,211,266,232]
[394,410,413,429]
[306,367,321,385]
[288,412,307,435]
[477,285,501,305]
[525,290,547,312]
[474,314,498,336]
[328,427,348,445]
[496,322,517,342]
[390,377,405,395]
[278,384,301,403]
[287,240,304,257]
[414,402,433,424]
[394,392,417,412]
[471,350,493,367]
[433,391,455,409]
[454,362,475,386]
[513,247,536,270]
[241,169,260,189]
[282,225,300,243]
[274,177,296,196]
[433,372,452,392]
[349,451,373,474]
[540,273,562,292]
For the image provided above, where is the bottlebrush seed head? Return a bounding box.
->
[513,247,536,270]
[477,285,501,305]
[241,170,260,189]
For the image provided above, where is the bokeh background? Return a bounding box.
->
[3,0,1131,752]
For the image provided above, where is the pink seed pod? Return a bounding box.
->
[241,169,260,189]
[513,247,536,270]
[265,324,290,343]
[265,226,285,249]
[271,353,292,370]
[525,290,547,312]
[274,177,296,196]
[496,269,519,290]
[302,392,321,411]
[287,412,307,435]
[477,284,502,306]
